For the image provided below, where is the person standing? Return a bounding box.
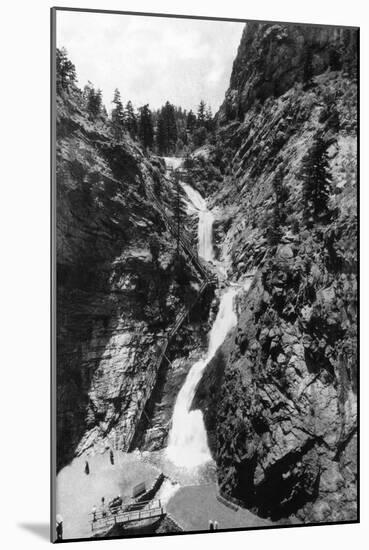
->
[209,520,214,531]
[56,515,63,541]
[110,449,114,465]
[101,497,107,517]
[85,460,90,475]
[214,520,218,531]
[92,505,97,522]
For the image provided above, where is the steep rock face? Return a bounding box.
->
[218,22,357,122]
[196,22,358,523]
[56,86,202,470]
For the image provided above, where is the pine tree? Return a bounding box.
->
[124,101,138,139]
[197,100,207,127]
[82,81,93,104]
[186,110,197,133]
[111,88,124,140]
[96,89,103,115]
[56,47,76,92]
[299,135,332,227]
[156,114,167,155]
[87,87,102,118]
[205,106,214,132]
[155,102,178,154]
[164,101,178,153]
[320,92,340,133]
[138,104,154,151]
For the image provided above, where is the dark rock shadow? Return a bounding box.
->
[18,523,50,541]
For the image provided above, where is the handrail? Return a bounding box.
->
[145,180,212,282]
[91,503,165,533]
[90,499,162,521]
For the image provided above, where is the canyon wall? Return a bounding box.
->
[56,83,205,470]
[196,22,358,523]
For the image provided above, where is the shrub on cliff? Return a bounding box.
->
[56,47,76,92]
[299,134,333,227]
[111,88,125,140]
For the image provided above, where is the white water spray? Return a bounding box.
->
[166,286,239,468]
[162,156,183,171]
[181,182,215,262]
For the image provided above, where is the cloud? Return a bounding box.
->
[56,11,244,112]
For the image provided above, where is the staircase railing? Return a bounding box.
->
[145,179,213,283]
[90,499,164,534]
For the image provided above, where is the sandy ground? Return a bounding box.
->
[56,450,160,540]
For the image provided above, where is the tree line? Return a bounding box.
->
[56,48,215,155]
[110,95,215,154]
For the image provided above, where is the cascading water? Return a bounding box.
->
[160,156,215,262]
[162,156,184,171]
[166,286,239,468]
[198,210,215,262]
[161,158,234,468]
[181,182,215,262]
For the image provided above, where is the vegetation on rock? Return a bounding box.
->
[193,23,357,524]
[55,49,208,470]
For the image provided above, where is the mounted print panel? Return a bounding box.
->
[51,7,359,542]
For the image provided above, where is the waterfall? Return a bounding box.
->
[181,182,215,262]
[198,210,215,262]
[166,287,239,468]
[162,156,183,171]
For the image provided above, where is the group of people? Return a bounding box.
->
[84,449,115,476]
[209,520,219,531]
[91,495,124,522]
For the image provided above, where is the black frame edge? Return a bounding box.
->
[51,5,57,544]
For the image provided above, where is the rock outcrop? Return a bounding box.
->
[218,22,357,123]
[56,82,208,470]
[195,22,358,523]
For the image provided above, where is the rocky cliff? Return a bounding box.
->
[195,22,358,523]
[56,80,209,470]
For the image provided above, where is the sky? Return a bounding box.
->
[56,11,245,113]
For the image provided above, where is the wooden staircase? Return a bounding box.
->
[145,181,213,283]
